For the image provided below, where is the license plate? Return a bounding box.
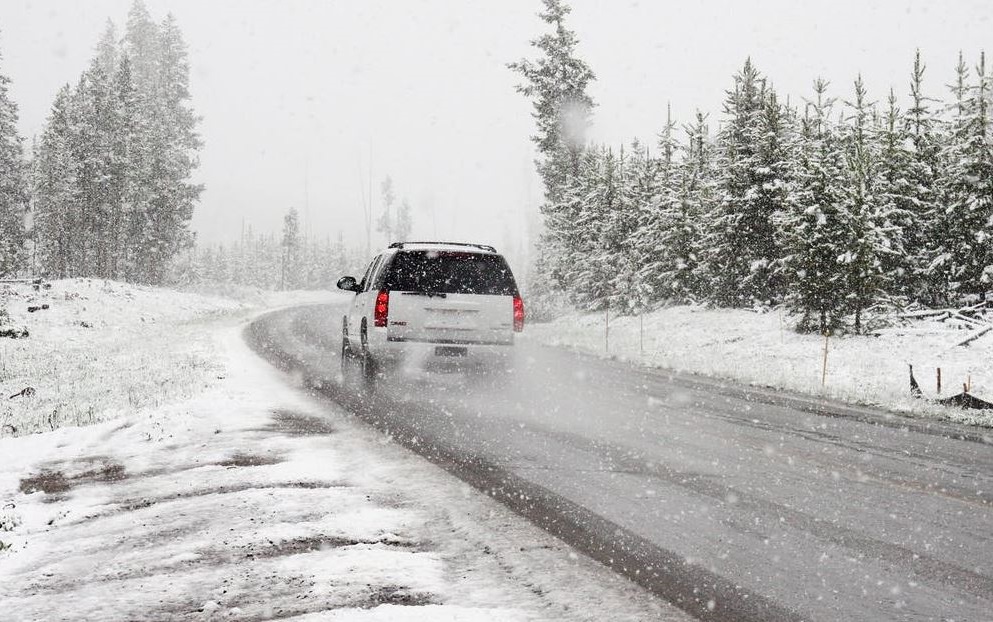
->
[435,346,468,357]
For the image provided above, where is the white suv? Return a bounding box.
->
[337,242,525,379]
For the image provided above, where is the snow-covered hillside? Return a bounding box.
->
[528,305,993,427]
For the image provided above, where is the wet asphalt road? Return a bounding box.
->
[248,303,993,622]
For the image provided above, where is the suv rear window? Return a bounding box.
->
[383,251,518,296]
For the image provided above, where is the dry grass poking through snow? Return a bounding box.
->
[0,279,251,437]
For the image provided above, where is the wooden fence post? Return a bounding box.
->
[639,313,644,359]
[821,331,830,388]
[604,304,610,355]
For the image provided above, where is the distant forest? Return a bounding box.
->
[187,175,412,291]
[513,0,993,332]
[186,207,361,291]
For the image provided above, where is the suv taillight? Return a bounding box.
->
[513,295,525,332]
[374,290,389,327]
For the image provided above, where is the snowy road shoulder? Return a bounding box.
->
[528,305,993,428]
[0,314,683,621]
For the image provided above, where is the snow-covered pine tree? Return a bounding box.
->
[839,76,895,331]
[508,0,595,204]
[570,145,619,311]
[78,34,126,279]
[667,111,713,302]
[705,59,783,308]
[509,0,595,311]
[281,207,301,289]
[636,110,711,304]
[629,108,675,306]
[601,141,651,312]
[120,1,160,281]
[395,198,413,242]
[777,80,850,332]
[95,20,119,77]
[65,72,99,276]
[902,50,944,304]
[197,245,215,283]
[213,243,229,284]
[32,86,79,277]
[750,85,795,301]
[937,52,993,299]
[873,88,917,303]
[144,12,202,284]
[0,45,28,277]
[109,53,144,280]
[377,176,395,243]
[123,1,161,97]
[536,147,590,294]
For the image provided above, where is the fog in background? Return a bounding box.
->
[3,0,992,257]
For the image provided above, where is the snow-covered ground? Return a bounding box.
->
[0,279,329,436]
[527,305,993,427]
[0,282,682,621]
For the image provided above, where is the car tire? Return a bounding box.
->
[359,322,377,389]
[340,316,353,376]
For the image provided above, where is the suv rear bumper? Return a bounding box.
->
[386,335,513,346]
[367,328,513,367]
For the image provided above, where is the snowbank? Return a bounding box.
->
[527,305,993,427]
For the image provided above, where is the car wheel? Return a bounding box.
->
[340,317,353,376]
[359,323,377,389]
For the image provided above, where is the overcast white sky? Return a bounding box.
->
[2,0,992,252]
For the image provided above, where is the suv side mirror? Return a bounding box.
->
[336,276,360,293]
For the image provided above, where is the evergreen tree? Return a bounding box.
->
[281,207,301,289]
[572,146,620,311]
[123,0,160,96]
[0,46,28,277]
[32,87,80,277]
[839,76,894,331]
[113,54,148,280]
[509,0,595,310]
[95,20,119,77]
[937,52,993,298]
[618,140,660,311]
[601,145,641,311]
[395,198,413,241]
[508,0,595,203]
[630,107,676,304]
[377,176,395,243]
[903,50,944,304]
[874,88,917,301]
[667,112,713,302]
[539,147,590,294]
[83,32,121,278]
[143,12,202,283]
[777,80,850,332]
[706,59,784,307]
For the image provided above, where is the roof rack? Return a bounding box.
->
[388,241,498,253]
